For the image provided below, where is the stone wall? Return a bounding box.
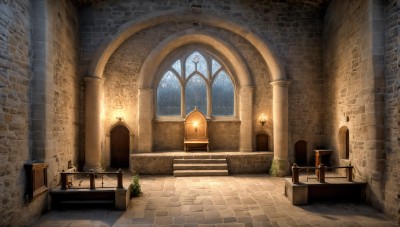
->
[384,0,399,223]
[323,0,366,176]
[30,0,80,192]
[48,0,80,181]
[0,0,33,225]
[227,153,273,174]
[130,153,273,175]
[0,0,80,225]
[152,121,240,151]
[82,0,325,160]
[324,0,399,222]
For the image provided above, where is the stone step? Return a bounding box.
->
[175,155,227,159]
[173,158,227,164]
[173,163,228,170]
[58,200,115,204]
[173,170,229,177]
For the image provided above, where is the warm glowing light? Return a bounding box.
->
[259,113,267,126]
[193,121,199,128]
[115,104,124,122]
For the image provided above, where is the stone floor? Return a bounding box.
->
[32,174,397,227]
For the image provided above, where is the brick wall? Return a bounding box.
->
[384,0,399,223]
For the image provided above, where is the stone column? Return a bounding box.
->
[137,88,153,153]
[239,86,254,152]
[206,87,212,118]
[363,0,385,210]
[270,80,291,176]
[84,77,103,171]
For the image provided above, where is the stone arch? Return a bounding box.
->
[84,9,290,173]
[87,8,285,81]
[139,30,251,89]
[108,121,134,136]
[339,126,350,159]
[105,121,134,168]
[137,30,254,152]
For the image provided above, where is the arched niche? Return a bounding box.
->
[105,122,134,168]
[294,140,307,166]
[339,126,350,159]
[184,108,209,151]
[137,31,254,152]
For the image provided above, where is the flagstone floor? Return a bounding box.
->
[32,174,397,227]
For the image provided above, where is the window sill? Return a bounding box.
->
[210,116,240,122]
[154,116,240,122]
[154,116,185,122]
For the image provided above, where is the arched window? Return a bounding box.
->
[156,50,235,117]
[212,71,234,115]
[185,74,207,114]
[156,71,181,116]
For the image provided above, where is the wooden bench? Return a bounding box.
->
[184,140,209,151]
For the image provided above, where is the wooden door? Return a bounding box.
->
[110,125,129,168]
[256,134,268,151]
[295,140,307,166]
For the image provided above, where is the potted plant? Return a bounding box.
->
[128,174,141,197]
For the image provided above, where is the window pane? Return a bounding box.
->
[185,74,207,115]
[185,51,208,78]
[211,59,221,76]
[157,71,181,115]
[196,53,208,78]
[172,60,181,77]
[212,70,234,115]
[185,54,196,78]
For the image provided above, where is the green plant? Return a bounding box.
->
[269,159,289,177]
[129,174,141,197]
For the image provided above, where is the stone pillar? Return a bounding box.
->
[84,77,103,171]
[363,0,386,211]
[138,88,153,152]
[270,80,291,176]
[239,86,254,152]
[206,87,212,118]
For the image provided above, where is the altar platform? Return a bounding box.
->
[130,151,273,175]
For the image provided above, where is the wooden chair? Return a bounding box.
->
[184,108,209,151]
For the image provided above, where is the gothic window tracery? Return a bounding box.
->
[157,50,235,117]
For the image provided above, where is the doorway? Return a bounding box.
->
[110,125,130,168]
[294,140,307,166]
[256,134,269,151]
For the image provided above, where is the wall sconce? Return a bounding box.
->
[115,101,123,122]
[259,113,267,126]
[193,121,198,132]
